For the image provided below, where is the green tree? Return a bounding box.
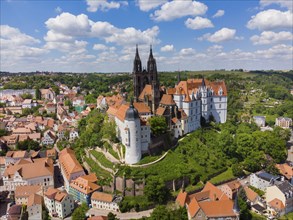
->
[85,94,97,104]
[150,205,170,220]
[232,163,245,177]
[35,88,41,100]
[107,212,119,220]
[20,93,33,99]
[72,203,88,220]
[0,129,8,137]
[148,116,168,136]
[16,139,40,151]
[144,176,170,204]
[238,188,252,220]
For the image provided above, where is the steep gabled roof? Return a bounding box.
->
[59,148,84,180]
[176,190,188,207]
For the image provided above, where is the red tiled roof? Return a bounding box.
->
[160,94,175,105]
[176,190,188,207]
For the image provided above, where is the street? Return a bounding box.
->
[87,208,153,220]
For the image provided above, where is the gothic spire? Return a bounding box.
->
[135,44,140,61]
[148,45,154,60]
[133,44,142,73]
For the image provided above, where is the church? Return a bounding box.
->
[111,46,227,164]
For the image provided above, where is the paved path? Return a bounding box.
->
[87,208,153,220]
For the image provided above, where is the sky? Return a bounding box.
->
[0,0,292,73]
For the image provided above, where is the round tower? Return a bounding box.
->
[124,100,142,164]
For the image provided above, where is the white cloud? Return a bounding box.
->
[260,0,293,11]
[44,12,160,52]
[86,0,128,12]
[151,0,208,21]
[255,44,293,59]
[160,44,174,52]
[198,28,237,43]
[45,13,92,36]
[105,26,160,46]
[93,44,108,50]
[55,6,62,13]
[0,25,48,71]
[1,25,40,46]
[207,45,223,53]
[136,0,167,11]
[179,48,196,56]
[247,9,293,30]
[185,16,214,30]
[213,10,225,18]
[250,31,293,45]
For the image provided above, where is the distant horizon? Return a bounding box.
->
[1,68,293,75]
[1,0,292,72]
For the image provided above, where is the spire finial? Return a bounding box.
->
[130,98,134,107]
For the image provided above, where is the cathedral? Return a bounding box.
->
[110,45,228,164]
[133,45,161,113]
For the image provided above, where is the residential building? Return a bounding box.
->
[44,188,74,219]
[266,181,293,214]
[3,157,54,191]
[5,106,22,115]
[27,193,43,220]
[275,117,292,128]
[22,99,37,109]
[267,198,286,217]
[40,89,55,101]
[45,102,56,114]
[244,186,261,206]
[15,185,42,205]
[91,191,120,212]
[7,205,24,220]
[59,148,85,191]
[250,171,279,191]
[5,150,28,166]
[72,96,85,106]
[253,116,266,127]
[176,182,239,220]
[42,130,56,145]
[219,180,241,199]
[276,163,293,183]
[69,129,79,141]
[69,173,101,205]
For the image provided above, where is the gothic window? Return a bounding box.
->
[219,104,221,108]
[219,97,222,101]
[210,105,212,109]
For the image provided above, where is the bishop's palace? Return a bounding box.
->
[105,46,227,165]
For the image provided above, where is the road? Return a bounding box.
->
[87,208,153,220]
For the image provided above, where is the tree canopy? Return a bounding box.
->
[148,116,168,136]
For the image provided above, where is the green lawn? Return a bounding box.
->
[103,142,120,160]
[118,128,230,183]
[279,212,293,220]
[210,167,235,185]
[90,150,114,169]
[136,154,162,165]
[84,157,112,179]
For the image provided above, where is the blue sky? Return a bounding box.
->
[1,0,292,72]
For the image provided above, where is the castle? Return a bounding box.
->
[112,46,227,164]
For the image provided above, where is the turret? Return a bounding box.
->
[124,99,141,164]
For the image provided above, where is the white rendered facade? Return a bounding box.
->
[44,190,74,219]
[91,198,119,212]
[3,172,54,191]
[115,103,151,164]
